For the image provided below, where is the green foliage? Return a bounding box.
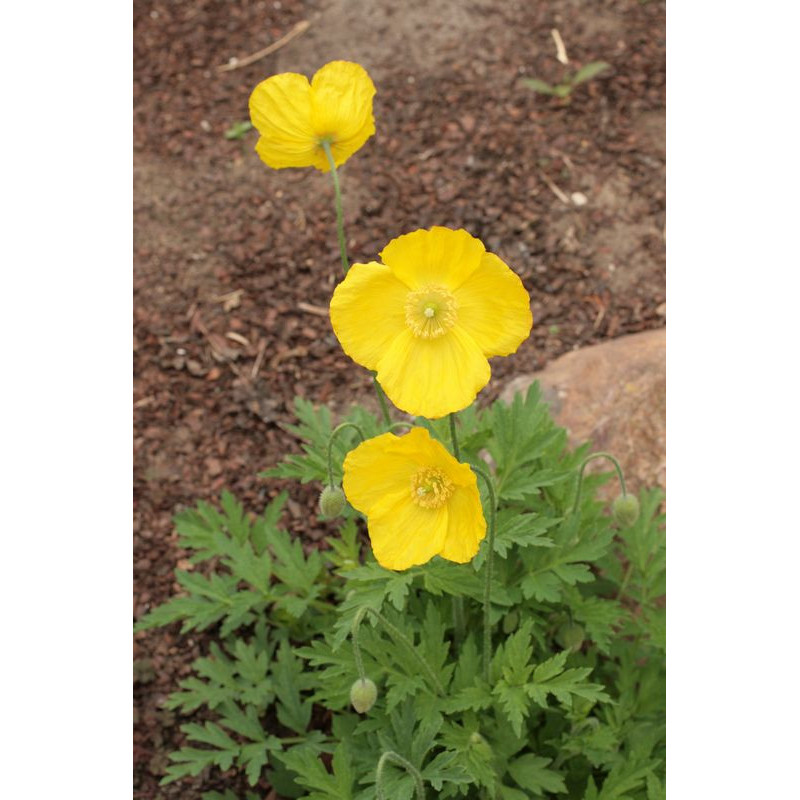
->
[523,61,611,99]
[224,120,253,140]
[137,384,665,797]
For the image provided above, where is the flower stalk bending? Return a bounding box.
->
[326,422,366,488]
[352,606,446,696]
[571,452,628,514]
[376,751,425,800]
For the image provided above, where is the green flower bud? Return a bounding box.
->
[350,678,378,714]
[502,611,520,634]
[556,622,585,653]
[468,731,493,757]
[612,493,640,528]
[319,485,346,519]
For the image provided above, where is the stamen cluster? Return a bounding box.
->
[404,285,458,339]
[410,467,454,509]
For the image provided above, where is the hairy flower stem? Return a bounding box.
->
[471,464,498,682]
[616,561,635,602]
[452,596,465,644]
[376,751,425,800]
[321,140,349,276]
[373,375,393,427]
[571,452,628,515]
[350,608,367,683]
[448,413,461,461]
[321,141,393,427]
[447,414,465,642]
[353,606,446,696]
[326,422,366,487]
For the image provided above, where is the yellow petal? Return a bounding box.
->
[439,482,487,563]
[249,73,323,169]
[379,227,485,291]
[330,262,409,372]
[376,326,490,418]
[310,61,376,170]
[453,252,533,357]
[367,494,449,570]
[342,431,423,516]
[342,427,485,570]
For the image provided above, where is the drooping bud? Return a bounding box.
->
[556,622,585,653]
[350,677,378,714]
[319,485,347,519]
[502,611,519,634]
[468,731,493,758]
[612,493,640,528]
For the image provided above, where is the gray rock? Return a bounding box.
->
[501,329,666,496]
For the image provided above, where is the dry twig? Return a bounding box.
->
[297,301,329,317]
[217,20,311,73]
[551,28,569,65]
[539,172,571,205]
[250,338,268,380]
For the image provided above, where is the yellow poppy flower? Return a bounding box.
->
[343,427,486,570]
[248,60,376,172]
[330,227,533,418]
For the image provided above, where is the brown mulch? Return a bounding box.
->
[133,0,665,796]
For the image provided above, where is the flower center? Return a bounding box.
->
[404,285,458,339]
[410,467,454,509]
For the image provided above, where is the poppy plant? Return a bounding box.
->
[330,227,533,418]
[248,60,376,172]
[342,427,486,570]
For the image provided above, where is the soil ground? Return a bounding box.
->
[133,1,665,796]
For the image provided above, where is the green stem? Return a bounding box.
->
[449,413,461,461]
[452,597,465,644]
[320,140,393,425]
[471,464,498,682]
[350,609,367,683]
[616,560,634,602]
[354,607,446,696]
[373,375,393,427]
[388,422,414,434]
[327,422,366,487]
[321,139,349,276]
[376,751,425,800]
[571,452,628,515]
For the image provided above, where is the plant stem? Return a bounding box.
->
[448,412,461,461]
[376,751,425,800]
[373,375,393,427]
[616,560,634,602]
[452,596,465,644]
[471,464,498,682]
[571,452,628,515]
[327,422,366,487]
[354,606,446,696]
[320,140,393,426]
[321,140,349,276]
[350,608,367,682]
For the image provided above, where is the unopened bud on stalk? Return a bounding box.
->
[468,731,493,757]
[319,485,346,519]
[557,622,585,653]
[350,677,378,713]
[612,493,640,528]
[502,611,519,634]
